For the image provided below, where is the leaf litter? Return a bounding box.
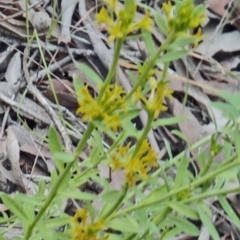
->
[0,0,240,239]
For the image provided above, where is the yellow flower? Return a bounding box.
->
[162,1,173,18]
[69,208,108,240]
[107,22,124,42]
[128,11,153,33]
[76,84,127,132]
[95,8,114,26]
[104,0,117,11]
[146,80,173,119]
[193,28,204,48]
[95,0,153,42]
[163,0,206,33]
[76,86,100,122]
[108,140,158,187]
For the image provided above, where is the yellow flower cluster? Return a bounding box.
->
[96,0,153,41]
[163,0,206,32]
[76,84,126,132]
[133,78,173,119]
[69,208,108,240]
[109,139,158,187]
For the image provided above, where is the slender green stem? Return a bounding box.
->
[103,184,128,220]
[132,112,154,157]
[98,38,124,100]
[125,31,175,101]
[182,187,240,204]
[25,123,94,239]
[110,154,238,219]
[161,61,170,82]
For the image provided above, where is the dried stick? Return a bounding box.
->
[23,47,72,152]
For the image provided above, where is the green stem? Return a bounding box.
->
[132,112,154,157]
[103,184,128,220]
[125,31,175,101]
[182,186,240,204]
[98,38,124,100]
[25,123,94,239]
[161,61,170,82]
[110,153,238,219]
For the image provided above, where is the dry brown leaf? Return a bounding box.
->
[6,127,24,187]
[0,14,33,38]
[5,52,21,95]
[6,127,38,194]
[18,1,51,32]
[59,0,77,44]
[0,138,16,184]
[205,0,230,16]
[20,143,52,159]
[42,79,78,110]
[169,98,202,146]
[197,30,240,57]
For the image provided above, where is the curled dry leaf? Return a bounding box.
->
[6,127,25,189]
[6,127,38,194]
[41,79,78,110]
[18,1,51,32]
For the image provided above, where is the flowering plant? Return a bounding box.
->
[5,1,239,240]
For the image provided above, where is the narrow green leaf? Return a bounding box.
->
[99,187,127,219]
[92,129,104,156]
[212,102,239,119]
[126,70,138,85]
[40,216,70,229]
[162,227,182,240]
[53,152,75,163]
[171,129,190,144]
[167,202,199,220]
[73,73,84,96]
[145,185,168,203]
[101,190,123,203]
[119,109,141,122]
[158,50,189,63]
[219,90,240,110]
[59,189,97,200]
[234,129,240,158]
[168,215,199,236]
[142,30,155,57]
[14,193,43,206]
[105,217,140,233]
[152,116,188,128]
[152,10,168,35]
[174,154,189,189]
[48,125,63,155]
[198,203,220,240]
[50,168,58,183]
[1,194,29,222]
[108,234,122,240]
[218,196,240,228]
[37,179,46,196]
[169,35,196,49]
[78,63,103,86]
[163,138,173,160]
